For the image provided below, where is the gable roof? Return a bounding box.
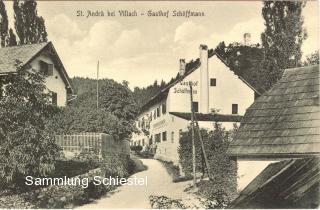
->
[141,49,261,112]
[228,65,320,158]
[0,42,74,94]
[229,157,320,209]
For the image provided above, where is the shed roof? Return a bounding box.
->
[0,42,74,94]
[229,157,320,209]
[228,65,320,158]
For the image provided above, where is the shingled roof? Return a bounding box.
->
[230,157,319,208]
[0,42,74,94]
[0,42,48,74]
[228,65,320,158]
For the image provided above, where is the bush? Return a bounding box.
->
[178,122,238,204]
[0,63,60,188]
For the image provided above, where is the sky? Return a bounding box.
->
[4,1,319,89]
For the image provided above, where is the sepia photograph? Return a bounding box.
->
[0,0,319,209]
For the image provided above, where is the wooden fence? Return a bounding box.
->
[55,133,130,157]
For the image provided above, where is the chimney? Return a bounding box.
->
[199,44,209,114]
[243,33,251,45]
[179,59,186,76]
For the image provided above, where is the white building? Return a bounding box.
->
[132,44,261,165]
[0,42,74,106]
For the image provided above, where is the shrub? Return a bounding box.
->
[178,122,238,203]
[0,63,59,188]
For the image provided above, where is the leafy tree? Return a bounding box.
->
[178,123,237,205]
[6,28,17,46]
[50,107,127,140]
[260,1,307,90]
[0,62,59,187]
[304,51,319,66]
[0,0,8,47]
[13,0,48,44]
[99,80,139,139]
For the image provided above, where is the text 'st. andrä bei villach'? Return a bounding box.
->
[25,175,148,189]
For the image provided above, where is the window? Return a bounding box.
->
[155,133,161,143]
[157,107,160,117]
[149,136,153,145]
[192,102,199,113]
[210,78,217,86]
[40,60,53,76]
[150,112,153,121]
[171,132,174,143]
[162,131,167,141]
[162,103,167,114]
[142,139,145,146]
[232,104,238,114]
[51,91,57,106]
[172,116,174,122]
[153,110,156,119]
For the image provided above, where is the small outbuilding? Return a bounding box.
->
[227,65,320,208]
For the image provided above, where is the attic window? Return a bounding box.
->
[40,60,53,76]
[210,78,217,86]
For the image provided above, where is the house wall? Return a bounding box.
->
[30,53,67,107]
[237,160,278,191]
[132,46,255,165]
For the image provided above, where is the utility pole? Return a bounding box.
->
[195,119,212,180]
[96,60,99,109]
[189,82,196,187]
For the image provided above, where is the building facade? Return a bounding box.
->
[227,65,320,198]
[0,42,74,106]
[132,44,258,165]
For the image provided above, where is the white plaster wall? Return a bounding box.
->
[131,55,255,165]
[237,160,278,191]
[30,54,67,107]
[208,56,254,115]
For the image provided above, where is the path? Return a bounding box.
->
[77,159,198,209]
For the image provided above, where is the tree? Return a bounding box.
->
[0,62,59,187]
[0,0,8,47]
[6,28,17,46]
[100,80,139,139]
[260,1,307,90]
[304,51,319,66]
[13,0,48,44]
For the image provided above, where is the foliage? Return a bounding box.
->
[50,159,98,179]
[178,123,238,204]
[260,1,307,90]
[69,77,139,140]
[7,28,17,47]
[304,51,319,66]
[149,195,187,209]
[0,0,8,47]
[49,106,127,140]
[0,63,59,188]
[130,145,143,153]
[133,79,167,108]
[13,0,47,45]
[101,154,130,178]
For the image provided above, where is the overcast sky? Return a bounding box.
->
[4,1,319,89]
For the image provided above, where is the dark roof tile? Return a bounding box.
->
[228,65,320,158]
